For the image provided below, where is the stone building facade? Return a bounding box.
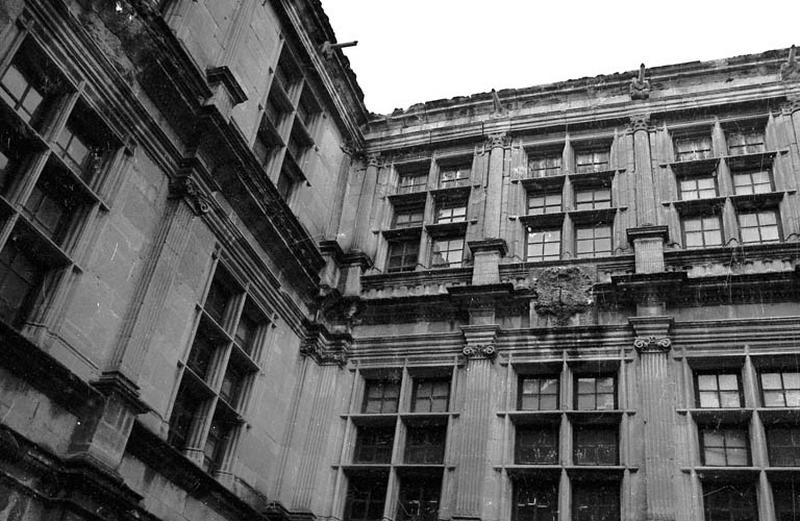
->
[0,1,800,521]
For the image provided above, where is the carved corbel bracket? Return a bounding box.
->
[781,45,800,81]
[630,63,651,100]
[169,175,213,215]
[366,152,381,168]
[301,320,351,367]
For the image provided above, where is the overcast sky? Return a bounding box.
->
[322,1,799,115]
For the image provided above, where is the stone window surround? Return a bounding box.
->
[0,35,127,330]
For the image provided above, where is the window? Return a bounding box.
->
[527,190,562,215]
[696,373,742,408]
[354,427,394,463]
[575,149,610,173]
[0,237,44,325]
[701,428,749,466]
[168,264,268,473]
[202,413,233,472]
[683,216,722,249]
[0,39,120,331]
[23,164,85,246]
[518,376,559,410]
[767,428,800,466]
[528,153,562,178]
[774,483,800,521]
[727,129,765,156]
[276,165,301,203]
[738,210,780,244]
[430,237,464,268]
[702,484,756,521]
[576,376,615,410]
[515,426,559,464]
[575,224,612,259]
[296,89,319,129]
[393,207,424,228]
[761,371,800,407]
[264,93,286,129]
[575,186,611,210]
[675,135,713,161]
[253,131,274,168]
[412,379,450,413]
[53,104,112,184]
[733,170,772,195]
[526,229,561,262]
[680,176,717,200]
[435,202,466,223]
[287,128,310,162]
[0,41,67,130]
[513,480,558,521]
[574,427,618,465]
[363,380,400,413]
[344,475,387,521]
[396,476,441,521]
[0,128,26,196]
[573,483,620,521]
[397,171,427,194]
[404,425,446,464]
[386,239,419,273]
[439,164,470,187]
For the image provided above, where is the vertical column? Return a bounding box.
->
[484,133,507,238]
[629,115,658,227]
[630,316,677,521]
[353,153,380,258]
[454,324,500,521]
[469,134,508,285]
[292,363,340,512]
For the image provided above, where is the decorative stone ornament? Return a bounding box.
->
[533,266,594,325]
[630,63,651,100]
[628,114,650,133]
[487,132,510,149]
[633,335,672,353]
[168,175,213,215]
[781,45,800,81]
[462,343,497,360]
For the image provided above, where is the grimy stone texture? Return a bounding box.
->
[0,1,799,521]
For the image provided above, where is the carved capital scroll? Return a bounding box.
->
[462,343,497,361]
[628,114,651,134]
[487,132,510,149]
[633,335,672,353]
[168,175,213,215]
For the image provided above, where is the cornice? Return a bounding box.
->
[364,82,798,152]
[370,48,789,123]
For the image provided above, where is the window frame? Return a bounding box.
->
[737,209,781,245]
[575,375,616,411]
[573,426,619,466]
[429,235,465,269]
[694,372,743,409]
[518,375,559,411]
[386,238,420,273]
[515,425,559,465]
[411,378,450,413]
[760,370,800,407]
[682,214,723,249]
[362,379,401,414]
[525,228,561,263]
[700,427,750,466]
[513,479,559,521]
[575,222,613,259]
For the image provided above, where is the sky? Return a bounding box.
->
[322,1,800,115]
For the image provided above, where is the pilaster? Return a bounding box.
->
[630,315,676,521]
[453,324,500,520]
[353,153,381,258]
[68,160,207,471]
[484,133,508,238]
[629,114,658,227]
